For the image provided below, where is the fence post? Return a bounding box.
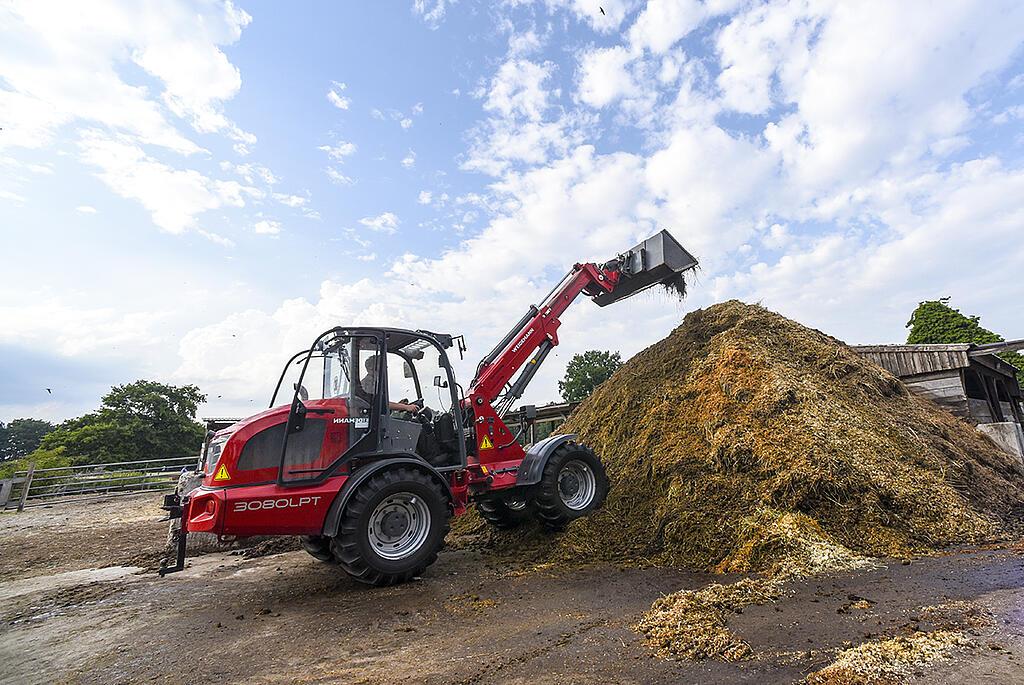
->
[17,462,35,512]
[0,479,12,509]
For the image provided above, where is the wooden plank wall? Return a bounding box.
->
[853,346,971,377]
[903,371,972,419]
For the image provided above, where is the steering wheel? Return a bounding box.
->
[415,405,434,424]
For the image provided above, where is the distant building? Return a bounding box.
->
[851,342,1024,458]
[506,401,578,445]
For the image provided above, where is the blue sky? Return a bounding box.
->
[2,0,1023,424]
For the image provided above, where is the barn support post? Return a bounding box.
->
[982,375,1005,422]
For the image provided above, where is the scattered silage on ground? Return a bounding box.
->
[804,631,972,684]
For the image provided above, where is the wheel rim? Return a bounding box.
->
[367,492,431,560]
[506,498,528,511]
[557,460,596,511]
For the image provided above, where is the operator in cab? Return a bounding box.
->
[362,355,421,413]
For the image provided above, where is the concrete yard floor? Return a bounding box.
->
[1,496,1023,684]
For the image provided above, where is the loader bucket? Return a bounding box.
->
[593,229,699,306]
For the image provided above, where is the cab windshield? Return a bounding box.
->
[271,336,373,407]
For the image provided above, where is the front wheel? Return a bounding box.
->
[330,466,450,586]
[476,491,535,530]
[300,535,336,563]
[533,442,609,531]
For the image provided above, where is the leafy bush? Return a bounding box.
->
[907,298,1024,385]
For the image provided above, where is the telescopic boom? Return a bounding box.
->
[467,230,698,410]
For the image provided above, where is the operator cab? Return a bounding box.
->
[268,327,466,487]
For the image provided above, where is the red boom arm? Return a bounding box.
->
[461,262,622,479]
[469,263,620,401]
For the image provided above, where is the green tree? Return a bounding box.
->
[907,298,1024,385]
[36,380,206,465]
[0,418,55,461]
[0,447,71,479]
[558,350,623,403]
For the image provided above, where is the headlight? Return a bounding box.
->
[204,434,231,473]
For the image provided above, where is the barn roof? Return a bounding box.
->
[850,343,1020,381]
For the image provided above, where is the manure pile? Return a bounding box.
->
[552,300,1024,574]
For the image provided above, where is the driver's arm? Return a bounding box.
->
[389,401,420,412]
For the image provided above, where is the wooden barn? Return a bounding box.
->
[851,342,1023,425]
[851,341,1024,458]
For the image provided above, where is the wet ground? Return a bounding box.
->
[1,496,1022,684]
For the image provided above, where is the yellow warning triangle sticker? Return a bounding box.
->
[213,464,231,481]
[479,435,494,450]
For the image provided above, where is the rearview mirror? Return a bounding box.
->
[433,375,448,388]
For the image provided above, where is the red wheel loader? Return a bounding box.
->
[160,230,698,585]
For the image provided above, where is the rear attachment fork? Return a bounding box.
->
[158,492,188,577]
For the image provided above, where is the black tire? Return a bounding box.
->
[533,442,609,531]
[475,491,535,530]
[300,535,335,563]
[330,466,450,586]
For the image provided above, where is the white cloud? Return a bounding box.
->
[327,81,350,110]
[357,253,377,262]
[412,102,424,115]
[76,205,97,214]
[732,1,1024,191]
[509,29,545,56]
[197,229,236,248]
[273,192,309,208]
[413,0,452,28]
[0,295,168,358]
[0,0,252,153]
[401,151,417,169]
[400,117,414,129]
[418,190,433,204]
[577,46,639,108]
[709,158,1024,344]
[546,0,633,33]
[0,190,27,204]
[627,0,706,54]
[464,57,593,176]
[359,212,400,234]
[714,0,824,116]
[761,223,791,249]
[253,219,281,235]
[318,141,357,161]
[485,59,555,121]
[221,161,278,185]
[77,130,256,234]
[325,167,354,185]
[992,105,1024,124]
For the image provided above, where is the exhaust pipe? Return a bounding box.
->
[593,229,699,306]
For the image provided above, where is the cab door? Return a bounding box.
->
[277,332,384,485]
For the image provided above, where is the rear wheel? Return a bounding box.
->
[476,491,534,530]
[533,442,608,531]
[300,535,335,563]
[331,466,450,586]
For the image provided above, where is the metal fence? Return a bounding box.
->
[0,455,197,511]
